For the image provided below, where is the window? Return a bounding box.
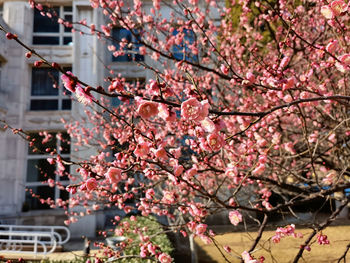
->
[172,29,198,63]
[30,67,72,111]
[111,28,144,62]
[25,132,70,210]
[32,6,73,45]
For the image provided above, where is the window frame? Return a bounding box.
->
[111,28,145,62]
[29,66,72,111]
[32,5,73,46]
[25,132,71,210]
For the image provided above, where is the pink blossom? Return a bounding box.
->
[220,64,229,75]
[137,101,159,119]
[101,25,111,36]
[109,79,124,92]
[145,189,155,199]
[195,223,207,235]
[223,245,231,253]
[321,5,334,19]
[242,251,258,263]
[317,233,330,245]
[326,40,338,53]
[181,98,209,121]
[200,117,217,133]
[155,147,168,159]
[105,167,122,184]
[252,163,265,175]
[86,178,97,191]
[229,210,243,226]
[61,71,77,93]
[207,133,224,151]
[134,142,150,158]
[76,87,95,105]
[158,253,172,263]
[174,165,184,177]
[330,0,347,16]
[340,54,350,66]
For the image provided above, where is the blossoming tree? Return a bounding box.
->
[2,0,350,262]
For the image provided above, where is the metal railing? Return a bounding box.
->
[0,225,70,255]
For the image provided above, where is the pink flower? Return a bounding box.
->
[330,0,347,16]
[220,64,229,75]
[207,133,224,151]
[340,54,350,66]
[158,253,172,263]
[321,5,334,19]
[200,117,217,133]
[61,71,77,92]
[155,147,168,159]
[317,233,330,245]
[105,167,122,184]
[139,46,147,55]
[76,87,95,105]
[86,178,97,191]
[109,79,124,92]
[134,142,150,158]
[241,251,257,263]
[229,210,242,226]
[181,98,209,121]
[145,189,155,199]
[223,245,231,253]
[158,104,176,122]
[326,40,338,53]
[195,223,207,235]
[137,101,159,119]
[252,163,265,175]
[101,25,111,36]
[174,165,184,177]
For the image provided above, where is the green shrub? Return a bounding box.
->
[115,215,173,262]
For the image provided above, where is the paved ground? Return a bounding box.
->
[1,237,105,261]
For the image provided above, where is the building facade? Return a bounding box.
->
[0,0,223,238]
[0,0,159,237]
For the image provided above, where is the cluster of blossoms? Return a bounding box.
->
[317,233,330,245]
[241,251,265,263]
[228,210,243,226]
[61,71,95,105]
[271,224,303,243]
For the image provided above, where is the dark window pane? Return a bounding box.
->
[28,133,57,155]
[33,8,60,33]
[112,53,132,62]
[60,189,69,201]
[33,36,60,45]
[27,159,56,182]
[64,15,72,32]
[31,68,59,96]
[172,29,198,62]
[134,54,144,61]
[62,99,71,110]
[64,6,72,12]
[30,100,59,111]
[63,37,73,45]
[112,28,132,62]
[25,186,54,210]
